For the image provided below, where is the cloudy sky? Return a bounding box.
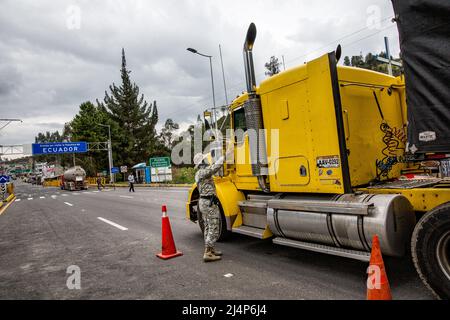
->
[0,0,400,150]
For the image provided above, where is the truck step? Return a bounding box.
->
[232,225,269,239]
[272,237,371,262]
[238,200,267,217]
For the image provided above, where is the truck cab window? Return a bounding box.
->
[233,107,247,143]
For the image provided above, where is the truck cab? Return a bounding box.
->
[187,5,450,299]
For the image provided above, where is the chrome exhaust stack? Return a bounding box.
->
[242,23,269,192]
[243,23,257,94]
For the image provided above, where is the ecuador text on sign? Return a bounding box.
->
[32,142,88,155]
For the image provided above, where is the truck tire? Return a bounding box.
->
[411,202,450,299]
[197,202,230,242]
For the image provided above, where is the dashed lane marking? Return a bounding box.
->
[64,202,73,207]
[97,217,128,231]
[15,199,21,202]
[27,198,33,200]
[119,195,134,199]
[40,196,45,199]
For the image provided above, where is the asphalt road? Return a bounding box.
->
[0,181,434,299]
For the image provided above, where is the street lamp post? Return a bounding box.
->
[186,48,218,133]
[98,124,114,186]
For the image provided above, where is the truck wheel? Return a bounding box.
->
[197,202,231,242]
[411,202,450,299]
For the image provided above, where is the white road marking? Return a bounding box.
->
[40,196,45,199]
[15,199,21,202]
[143,189,188,193]
[64,202,73,207]
[51,195,57,199]
[97,217,128,231]
[93,191,100,193]
[224,273,234,278]
[119,195,134,199]
[27,198,33,200]
[62,194,68,197]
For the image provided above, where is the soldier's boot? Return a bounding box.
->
[203,247,221,262]
[211,248,222,256]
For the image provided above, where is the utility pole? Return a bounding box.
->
[98,124,114,188]
[187,48,218,133]
[377,36,402,76]
[219,44,229,106]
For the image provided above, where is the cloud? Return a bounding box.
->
[0,0,400,147]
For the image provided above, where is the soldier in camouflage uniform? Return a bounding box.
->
[194,152,224,262]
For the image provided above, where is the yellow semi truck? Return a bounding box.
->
[186,1,450,299]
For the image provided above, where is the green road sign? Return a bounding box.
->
[149,157,171,168]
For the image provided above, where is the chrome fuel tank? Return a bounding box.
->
[267,193,415,257]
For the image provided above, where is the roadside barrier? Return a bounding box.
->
[5,194,15,203]
[367,234,392,300]
[43,179,61,187]
[0,193,16,215]
[156,205,183,260]
[87,177,107,185]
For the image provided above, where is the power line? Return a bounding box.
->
[284,16,394,66]
[165,16,397,121]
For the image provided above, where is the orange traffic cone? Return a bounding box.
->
[367,234,392,300]
[156,205,183,260]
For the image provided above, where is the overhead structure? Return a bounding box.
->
[0,119,22,131]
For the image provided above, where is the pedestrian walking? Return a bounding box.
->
[96,176,104,190]
[128,173,135,192]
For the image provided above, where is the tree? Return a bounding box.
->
[70,101,109,143]
[159,118,179,149]
[343,51,402,76]
[68,101,111,175]
[343,56,351,66]
[34,130,67,166]
[264,56,281,77]
[35,131,62,143]
[98,48,159,167]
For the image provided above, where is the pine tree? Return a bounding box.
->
[98,48,159,167]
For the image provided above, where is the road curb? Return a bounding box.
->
[88,184,192,188]
[0,194,16,216]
